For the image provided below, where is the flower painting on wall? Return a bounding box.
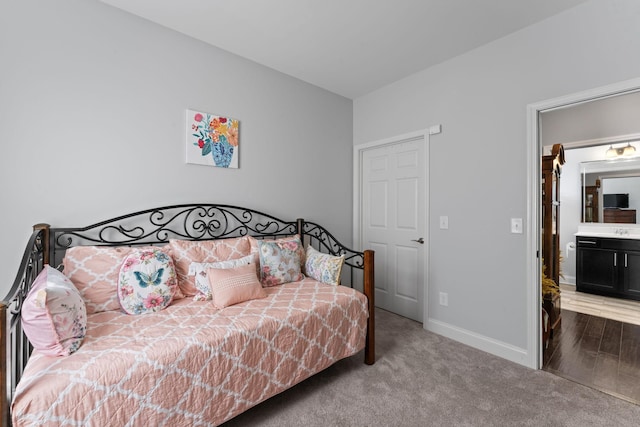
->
[186,109,239,168]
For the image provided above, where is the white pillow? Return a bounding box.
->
[189,254,256,301]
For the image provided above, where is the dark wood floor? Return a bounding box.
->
[543,309,640,405]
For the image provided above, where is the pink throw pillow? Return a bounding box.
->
[22,265,87,357]
[207,263,266,309]
[63,245,181,314]
[169,236,255,296]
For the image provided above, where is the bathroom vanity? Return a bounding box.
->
[576,228,640,301]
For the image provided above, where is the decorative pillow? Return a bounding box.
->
[189,253,257,301]
[258,235,305,287]
[304,246,345,286]
[207,263,267,309]
[22,265,87,357]
[118,249,178,315]
[63,245,181,314]
[169,236,254,296]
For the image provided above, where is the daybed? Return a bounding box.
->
[0,204,374,426]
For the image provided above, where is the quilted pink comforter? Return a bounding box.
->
[12,278,368,426]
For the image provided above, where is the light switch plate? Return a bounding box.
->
[439,292,448,306]
[439,216,449,229]
[511,218,523,234]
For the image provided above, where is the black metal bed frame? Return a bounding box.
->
[0,204,375,425]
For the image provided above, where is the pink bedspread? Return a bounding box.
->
[12,278,368,426]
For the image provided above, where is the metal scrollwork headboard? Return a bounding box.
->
[50,204,298,267]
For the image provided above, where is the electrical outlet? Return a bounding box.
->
[439,292,448,306]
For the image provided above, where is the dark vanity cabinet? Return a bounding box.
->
[576,236,640,300]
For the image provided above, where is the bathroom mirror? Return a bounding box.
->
[581,157,640,223]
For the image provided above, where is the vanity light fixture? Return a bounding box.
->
[623,142,637,156]
[605,142,637,158]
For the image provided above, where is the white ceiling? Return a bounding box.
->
[100,0,589,99]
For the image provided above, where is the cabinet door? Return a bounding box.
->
[622,251,640,299]
[576,248,617,292]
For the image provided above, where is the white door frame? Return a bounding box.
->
[526,77,640,369]
[353,129,430,321]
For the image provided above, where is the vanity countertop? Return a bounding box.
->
[575,231,640,240]
[575,224,640,239]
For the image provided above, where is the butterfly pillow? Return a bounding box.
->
[118,249,178,315]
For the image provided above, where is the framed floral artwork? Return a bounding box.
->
[186,109,239,168]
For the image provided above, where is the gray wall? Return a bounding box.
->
[0,0,353,297]
[541,90,640,145]
[353,0,640,361]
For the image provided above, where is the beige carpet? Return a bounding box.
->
[222,308,640,426]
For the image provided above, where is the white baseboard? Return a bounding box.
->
[562,275,576,286]
[425,318,531,368]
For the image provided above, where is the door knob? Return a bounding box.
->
[411,238,424,244]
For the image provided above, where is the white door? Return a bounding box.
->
[361,136,426,322]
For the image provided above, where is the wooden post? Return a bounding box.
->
[363,249,375,365]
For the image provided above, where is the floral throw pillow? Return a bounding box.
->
[258,235,305,287]
[118,249,178,315]
[304,246,345,286]
[188,253,257,301]
[22,265,87,357]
